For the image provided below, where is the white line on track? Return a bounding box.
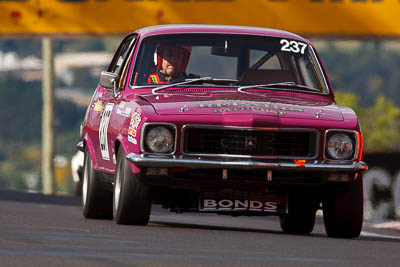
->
[370,221,400,230]
[361,231,400,240]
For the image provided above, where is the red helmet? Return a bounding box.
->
[156,45,191,73]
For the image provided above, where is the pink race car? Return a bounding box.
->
[78,25,368,238]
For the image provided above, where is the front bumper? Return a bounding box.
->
[126,153,368,172]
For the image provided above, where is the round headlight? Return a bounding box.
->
[145,126,174,153]
[326,133,354,160]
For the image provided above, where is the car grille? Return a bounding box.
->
[183,127,317,158]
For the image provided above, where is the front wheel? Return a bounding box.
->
[113,148,152,225]
[279,196,316,234]
[323,175,364,238]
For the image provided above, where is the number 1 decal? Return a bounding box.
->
[280,39,308,54]
[99,103,114,161]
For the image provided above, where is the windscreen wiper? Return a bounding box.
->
[237,82,321,94]
[152,77,239,94]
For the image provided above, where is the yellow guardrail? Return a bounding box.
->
[0,0,399,37]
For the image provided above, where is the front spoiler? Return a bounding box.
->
[126,153,368,172]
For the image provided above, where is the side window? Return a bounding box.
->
[108,35,136,75]
[298,57,318,88]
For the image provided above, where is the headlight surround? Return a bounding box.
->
[144,125,175,153]
[326,132,355,160]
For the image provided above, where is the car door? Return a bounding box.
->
[96,34,137,173]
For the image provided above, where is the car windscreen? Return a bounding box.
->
[130,34,329,94]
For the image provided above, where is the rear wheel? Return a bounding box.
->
[82,147,113,219]
[280,195,316,234]
[113,149,152,225]
[323,175,364,238]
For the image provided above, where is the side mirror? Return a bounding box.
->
[99,71,120,97]
[99,71,118,89]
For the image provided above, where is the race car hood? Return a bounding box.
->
[140,91,344,121]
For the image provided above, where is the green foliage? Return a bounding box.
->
[0,143,41,191]
[0,77,42,144]
[54,98,85,133]
[316,41,400,107]
[360,96,400,152]
[0,75,85,191]
[0,76,85,146]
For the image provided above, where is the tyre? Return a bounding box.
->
[82,147,113,219]
[323,175,364,238]
[279,195,316,234]
[113,148,152,225]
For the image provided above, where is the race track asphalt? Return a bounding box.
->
[0,189,400,267]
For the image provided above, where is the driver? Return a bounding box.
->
[147,45,191,84]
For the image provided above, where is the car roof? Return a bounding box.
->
[134,24,307,42]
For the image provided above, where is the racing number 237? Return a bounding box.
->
[280,39,307,54]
